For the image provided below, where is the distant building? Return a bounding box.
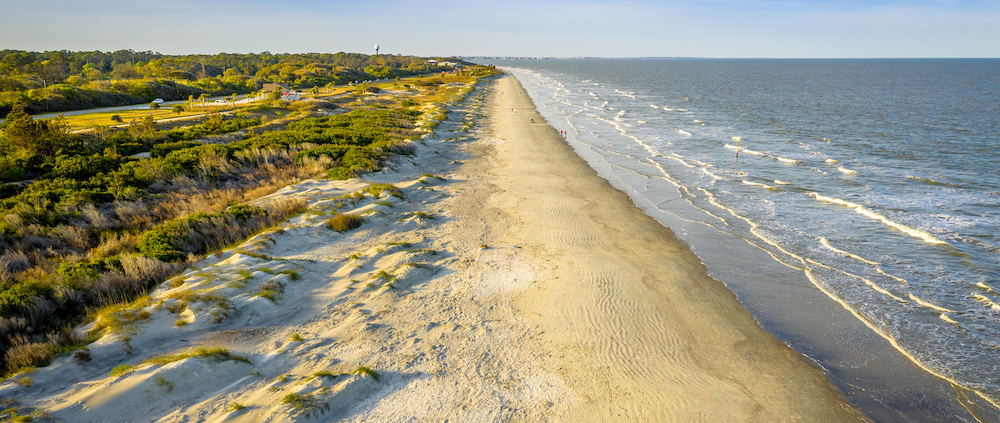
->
[261,82,300,101]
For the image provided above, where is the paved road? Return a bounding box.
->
[0,95,250,125]
[1,72,437,125]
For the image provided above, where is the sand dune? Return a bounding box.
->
[0,75,867,422]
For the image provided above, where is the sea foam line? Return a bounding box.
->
[837,166,858,175]
[724,144,800,164]
[800,265,1000,411]
[641,158,729,226]
[877,268,909,284]
[819,237,881,265]
[806,258,908,303]
[697,187,806,271]
[742,180,780,191]
[810,193,948,245]
[974,294,1000,312]
[908,294,956,313]
[510,66,999,409]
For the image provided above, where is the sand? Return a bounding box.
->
[0,74,868,422]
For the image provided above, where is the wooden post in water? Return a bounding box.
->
[733,136,741,159]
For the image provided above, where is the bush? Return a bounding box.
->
[325,213,365,232]
[4,342,55,373]
[150,140,202,158]
[137,205,270,262]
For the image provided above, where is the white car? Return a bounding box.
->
[153,98,164,104]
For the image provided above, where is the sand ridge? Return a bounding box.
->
[0,75,868,422]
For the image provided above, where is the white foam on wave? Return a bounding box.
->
[819,237,881,265]
[798,259,1000,410]
[838,166,858,175]
[702,167,723,180]
[776,157,800,164]
[940,313,960,324]
[724,144,765,156]
[810,193,948,245]
[974,294,1000,312]
[877,268,909,284]
[806,258,908,303]
[774,180,792,185]
[637,120,646,124]
[825,158,839,163]
[908,294,955,313]
[667,155,697,169]
[977,282,998,295]
[742,180,780,191]
[677,129,693,137]
[614,89,636,99]
[650,104,658,108]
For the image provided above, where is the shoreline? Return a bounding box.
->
[500,61,998,421]
[0,74,867,421]
[485,74,867,420]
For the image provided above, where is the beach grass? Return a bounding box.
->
[325,213,366,232]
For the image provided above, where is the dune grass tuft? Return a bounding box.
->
[279,269,300,280]
[410,211,434,220]
[281,392,330,418]
[352,365,381,382]
[312,370,343,380]
[325,213,365,232]
[110,364,137,378]
[364,183,403,199]
[143,347,251,367]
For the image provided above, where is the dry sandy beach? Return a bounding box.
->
[0,74,869,421]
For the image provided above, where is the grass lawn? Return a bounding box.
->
[50,108,206,130]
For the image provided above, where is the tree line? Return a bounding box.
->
[0,50,466,115]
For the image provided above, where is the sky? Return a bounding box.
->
[1,0,998,58]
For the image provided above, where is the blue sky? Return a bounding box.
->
[1,0,997,58]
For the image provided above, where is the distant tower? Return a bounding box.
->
[375,44,380,55]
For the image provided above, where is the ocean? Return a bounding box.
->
[479,58,1000,422]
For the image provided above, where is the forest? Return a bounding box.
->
[0,50,461,115]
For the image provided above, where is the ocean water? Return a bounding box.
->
[481,58,1000,421]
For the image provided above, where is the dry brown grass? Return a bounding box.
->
[88,232,141,260]
[0,250,30,282]
[325,213,365,232]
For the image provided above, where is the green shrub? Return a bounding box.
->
[150,140,202,158]
[137,205,271,262]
